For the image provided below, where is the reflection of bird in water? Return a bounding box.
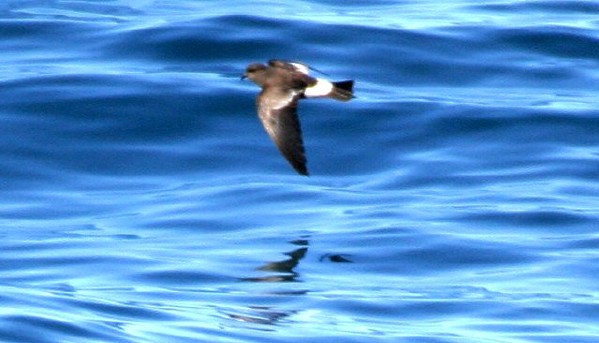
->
[241,247,307,283]
[319,253,353,263]
[240,237,308,283]
[227,306,296,326]
[227,239,309,326]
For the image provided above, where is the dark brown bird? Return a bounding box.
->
[242,59,354,176]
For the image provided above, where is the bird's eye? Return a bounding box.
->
[246,64,265,73]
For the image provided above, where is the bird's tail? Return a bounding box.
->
[328,80,354,102]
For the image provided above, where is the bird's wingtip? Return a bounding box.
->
[295,167,309,176]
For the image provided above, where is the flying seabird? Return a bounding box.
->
[242,59,354,176]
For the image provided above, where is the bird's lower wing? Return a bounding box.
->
[257,90,308,175]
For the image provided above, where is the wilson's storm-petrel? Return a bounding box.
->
[242,59,354,176]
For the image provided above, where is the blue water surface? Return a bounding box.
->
[1,1,599,342]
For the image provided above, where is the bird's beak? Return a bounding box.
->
[241,74,247,80]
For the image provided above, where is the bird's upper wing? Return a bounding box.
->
[268,59,310,76]
[257,86,308,175]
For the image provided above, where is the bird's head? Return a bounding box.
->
[242,63,267,86]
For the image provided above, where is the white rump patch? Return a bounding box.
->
[304,78,334,98]
[289,62,310,75]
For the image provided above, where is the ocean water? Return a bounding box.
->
[1,0,599,342]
